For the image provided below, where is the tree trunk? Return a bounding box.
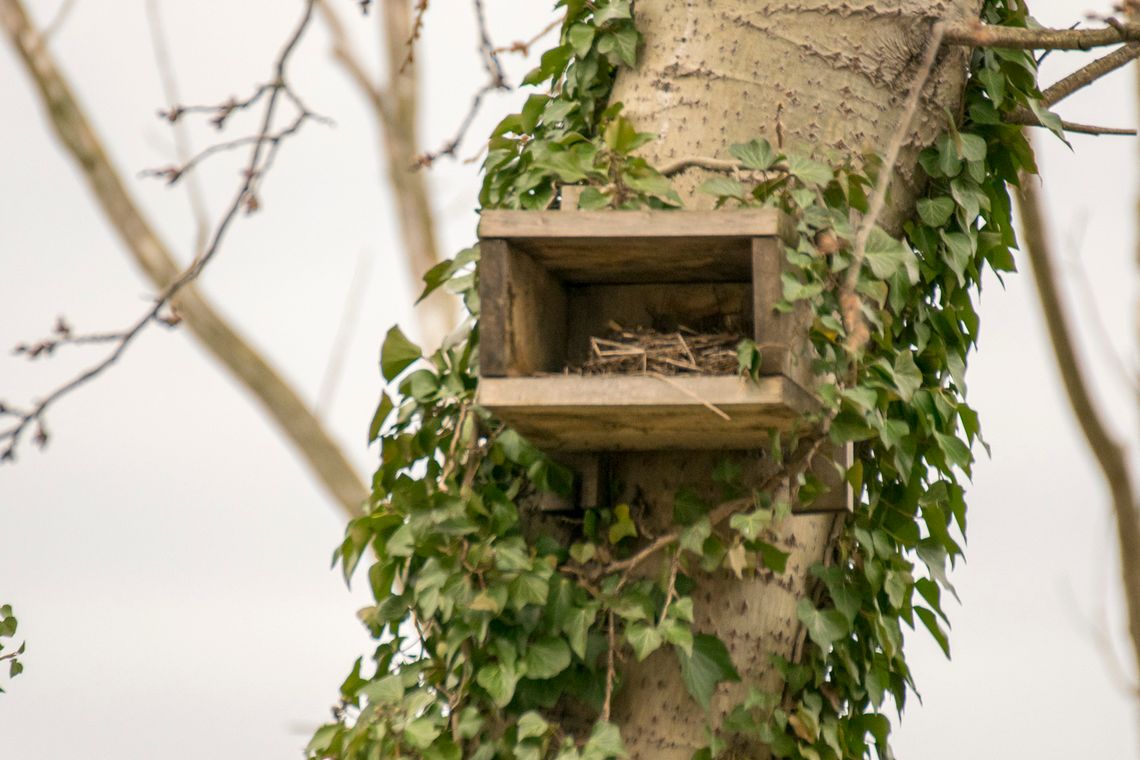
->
[605,2,981,756]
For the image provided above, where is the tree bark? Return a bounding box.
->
[605,2,981,756]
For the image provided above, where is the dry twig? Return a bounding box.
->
[841,22,945,354]
[0,0,368,517]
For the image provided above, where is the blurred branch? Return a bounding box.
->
[317,0,454,344]
[0,0,368,518]
[1015,157,1140,685]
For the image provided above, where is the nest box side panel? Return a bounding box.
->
[479,239,568,377]
[752,237,814,392]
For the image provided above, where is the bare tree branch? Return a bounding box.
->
[0,0,368,518]
[1003,113,1137,136]
[317,0,455,344]
[1015,158,1140,687]
[945,19,1140,50]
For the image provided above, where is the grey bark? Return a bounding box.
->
[604,2,982,756]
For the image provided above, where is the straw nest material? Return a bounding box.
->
[573,323,744,376]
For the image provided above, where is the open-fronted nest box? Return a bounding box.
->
[477,205,826,447]
[476,206,852,513]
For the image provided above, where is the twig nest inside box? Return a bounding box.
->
[476,207,828,452]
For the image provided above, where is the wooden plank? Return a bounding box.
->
[478,209,796,284]
[478,240,568,377]
[752,237,814,392]
[477,375,816,451]
[479,208,794,241]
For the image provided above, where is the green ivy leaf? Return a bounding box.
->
[525,637,572,679]
[477,661,521,708]
[593,0,632,25]
[698,176,747,201]
[597,26,639,67]
[518,712,551,741]
[676,634,741,709]
[786,154,833,187]
[380,326,421,381]
[730,138,777,171]
[625,622,664,661]
[916,197,955,227]
[368,392,394,444]
[796,599,849,650]
[582,721,627,760]
[863,227,919,283]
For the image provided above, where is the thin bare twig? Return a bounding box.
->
[492,17,560,56]
[415,0,510,167]
[1015,159,1140,691]
[0,0,368,517]
[146,0,211,255]
[841,22,945,354]
[602,611,616,722]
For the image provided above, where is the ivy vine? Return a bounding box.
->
[307,1,1051,758]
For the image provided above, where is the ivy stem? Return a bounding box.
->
[842,21,945,354]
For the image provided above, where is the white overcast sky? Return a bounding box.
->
[0,1,1137,757]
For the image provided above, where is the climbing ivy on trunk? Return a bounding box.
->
[307,1,1050,758]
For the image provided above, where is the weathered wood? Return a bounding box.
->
[477,375,815,451]
[752,237,814,392]
[478,239,568,377]
[478,209,796,284]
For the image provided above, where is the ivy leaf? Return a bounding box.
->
[608,504,639,544]
[676,634,741,709]
[955,132,987,162]
[625,622,664,661]
[796,599,849,650]
[597,26,639,67]
[729,509,771,542]
[673,488,709,525]
[756,541,790,573]
[935,432,972,473]
[939,230,973,285]
[380,326,421,381]
[916,197,955,228]
[786,153,833,187]
[518,712,551,741]
[863,227,919,283]
[525,637,572,679]
[522,44,573,86]
[404,717,442,750]
[477,661,520,707]
[915,606,951,658]
[581,721,627,760]
[593,0,632,25]
[368,392,394,444]
[891,352,923,403]
[1028,99,1070,144]
[730,138,777,171]
[698,176,747,201]
[568,24,596,57]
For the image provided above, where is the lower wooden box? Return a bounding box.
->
[478,374,816,451]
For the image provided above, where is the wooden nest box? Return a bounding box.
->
[476,206,828,451]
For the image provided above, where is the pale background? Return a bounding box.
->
[0,1,1136,757]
